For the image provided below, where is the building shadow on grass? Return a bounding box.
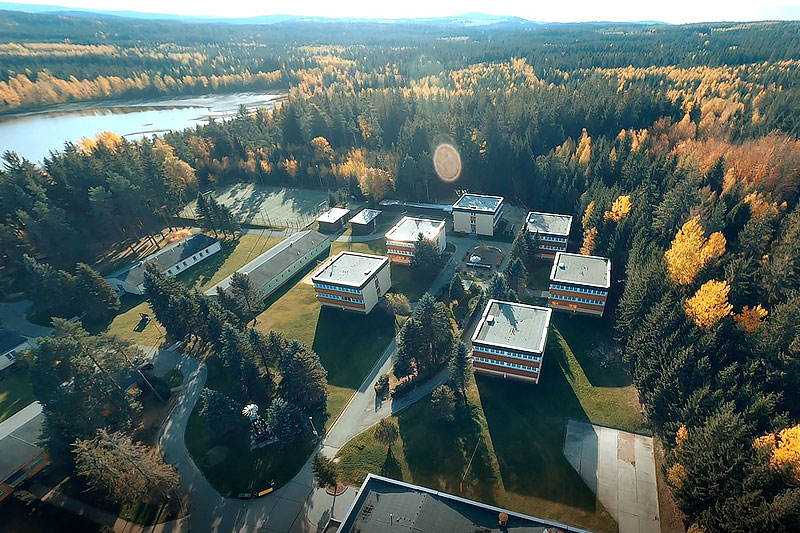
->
[477,338,601,514]
[175,238,238,291]
[552,313,633,388]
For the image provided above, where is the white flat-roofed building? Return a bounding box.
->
[471,299,552,384]
[205,230,329,299]
[104,234,221,296]
[317,207,351,232]
[452,193,504,236]
[384,216,447,265]
[526,212,573,259]
[311,251,391,313]
[348,209,382,235]
[549,252,612,317]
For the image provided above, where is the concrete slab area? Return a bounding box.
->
[563,419,660,533]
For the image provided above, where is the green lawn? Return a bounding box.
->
[97,234,283,345]
[183,357,317,496]
[336,310,645,532]
[0,367,35,423]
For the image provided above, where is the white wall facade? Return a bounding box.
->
[453,207,502,236]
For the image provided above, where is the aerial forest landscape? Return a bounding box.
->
[0,3,799,533]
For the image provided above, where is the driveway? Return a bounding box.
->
[0,300,53,339]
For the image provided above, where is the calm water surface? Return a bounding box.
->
[0,92,282,163]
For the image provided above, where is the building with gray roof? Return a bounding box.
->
[471,299,552,384]
[205,230,329,300]
[338,474,590,533]
[317,207,351,232]
[311,251,391,314]
[549,252,612,317]
[526,211,574,259]
[348,209,382,235]
[0,330,28,373]
[0,402,48,503]
[453,193,505,236]
[105,233,221,295]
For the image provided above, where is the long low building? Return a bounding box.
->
[385,216,446,265]
[452,193,504,236]
[0,402,48,503]
[549,251,612,317]
[471,299,552,384]
[526,211,573,259]
[338,474,590,533]
[205,230,329,299]
[311,251,391,314]
[0,330,28,373]
[105,233,221,295]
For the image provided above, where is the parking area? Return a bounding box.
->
[563,419,661,533]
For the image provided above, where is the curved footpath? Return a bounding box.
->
[154,235,492,532]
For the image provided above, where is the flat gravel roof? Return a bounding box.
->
[385,216,445,243]
[526,211,573,237]
[472,299,552,354]
[311,251,388,287]
[453,193,504,213]
[550,252,612,289]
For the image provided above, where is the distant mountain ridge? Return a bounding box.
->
[0,2,667,26]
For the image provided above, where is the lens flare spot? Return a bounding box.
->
[433,143,462,182]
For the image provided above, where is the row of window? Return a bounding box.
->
[550,293,606,306]
[538,244,566,251]
[474,345,541,362]
[533,235,568,243]
[550,283,608,296]
[386,240,414,249]
[166,248,213,275]
[313,282,363,294]
[474,356,540,373]
[317,292,364,304]
[388,248,414,256]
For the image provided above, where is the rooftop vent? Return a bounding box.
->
[558,263,566,270]
[487,314,495,324]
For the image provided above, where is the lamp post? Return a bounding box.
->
[309,416,319,438]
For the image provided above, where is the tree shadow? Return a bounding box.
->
[478,341,601,513]
[380,447,404,481]
[175,239,238,291]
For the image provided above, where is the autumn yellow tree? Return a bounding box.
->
[358,168,393,202]
[684,280,733,329]
[754,423,800,481]
[734,304,768,333]
[604,195,632,222]
[664,216,727,285]
[580,227,598,255]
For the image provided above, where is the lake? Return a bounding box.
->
[0,92,283,163]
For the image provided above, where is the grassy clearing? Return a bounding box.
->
[336,309,644,532]
[527,259,553,291]
[183,355,316,496]
[96,234,283,345]
[0,367,35,423]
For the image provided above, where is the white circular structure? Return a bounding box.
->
[433,143,462,182]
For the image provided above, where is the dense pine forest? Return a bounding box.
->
[2,11,800,532]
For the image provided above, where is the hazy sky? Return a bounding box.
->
[8,0,800,23]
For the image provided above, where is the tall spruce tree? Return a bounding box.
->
[279,344,328,413]
[75,263,120,320]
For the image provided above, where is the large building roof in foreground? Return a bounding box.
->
[453,193,504,213]
[385,216,445,243]
[311,251,388,288]
[550,252,612,289]
[338,474,590,533]
[0,402,44,483]
[472,299,552,354]
[205,230,328,296]
[526,212,574,237]
[107,233,218,287]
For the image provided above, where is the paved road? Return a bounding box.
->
[0,299,53,339]
[151,235,491,532]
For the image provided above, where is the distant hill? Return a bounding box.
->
[0,2,666,26]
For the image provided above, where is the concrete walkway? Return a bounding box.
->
[563,419,661,533]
